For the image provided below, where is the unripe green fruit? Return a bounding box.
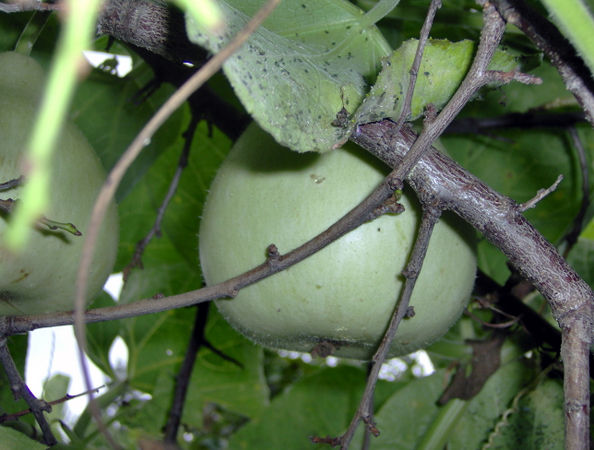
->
[0,52,119,316]
[199,124,476,360]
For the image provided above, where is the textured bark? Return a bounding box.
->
[351,120,593,449]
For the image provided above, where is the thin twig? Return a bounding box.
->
[0,385,103,422]
[162,303,242,444]
[337,207,442,449]
[395,0,442,130]
[72,0,281,443]
[380,2,511,192]
[0,338,57,445]
[518,174,563,212]
[163,304,208,443]
[489,0,594,125]
[124,115,199,280]
[351,119,593,450]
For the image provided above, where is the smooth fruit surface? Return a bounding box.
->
[199,124,476,359]
[0,52,119,315]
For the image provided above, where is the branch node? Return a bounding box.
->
[369,196,405,221]
[363,415,381,437]
[266,243,281,269]
[519,174,563,212]
[485,70,543,86]
[405,306,416,318]
[309,435,341,446]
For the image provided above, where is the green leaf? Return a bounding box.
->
[149,123,231,266]
[445,126,592,280]
[181,308,269,424]
[350,341,535,448]
[185,0,391,152]
[115,117,230,272]
[0,426,46,450]
[354,39,518,125]
[85,292,121,378]
[486,377,564,449]
[228,365,369,448]
[42,374,70,438]
[0,336,34,432]
[114,128,266,427]
[356,370,448,449]
[71,62,185,201]
[447,343,535,449]
[116,306,268,432]
[567,235,594,288]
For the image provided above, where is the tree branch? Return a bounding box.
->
[350,120,593,450]
[0,338,57,446]
[337,206,442,449]
[124,114,198,280]
[489,0,594,126]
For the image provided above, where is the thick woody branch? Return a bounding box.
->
[351,123,592,328]
[350,120,593,449]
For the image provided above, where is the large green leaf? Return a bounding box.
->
[446,344,535,449]
[353,370,448,449]
[185,0,391,152]
[567,227,594,288]
[85,292,123,379]
[108,121,265,432]
[181,308,269,425]
[71,61,185,201]
[150,123,231,267]
[114,115,230,272]
[0,335,34,434]
[486,377,564,449]
[354,39,518,125]
[350,341,538,448]
[0,426,46,450]
[228,365,369,448]
[443,59,594,282]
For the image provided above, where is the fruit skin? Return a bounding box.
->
[0,52,119,315]
[199,124,476,360]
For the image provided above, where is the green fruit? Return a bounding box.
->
[0,52,119,316]
[199,124,476,360]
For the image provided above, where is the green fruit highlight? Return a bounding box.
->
[199,124,476,360]
[0,52,119,315]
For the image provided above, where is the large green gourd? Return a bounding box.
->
[199,124,477,360]
[0,52,119,315]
